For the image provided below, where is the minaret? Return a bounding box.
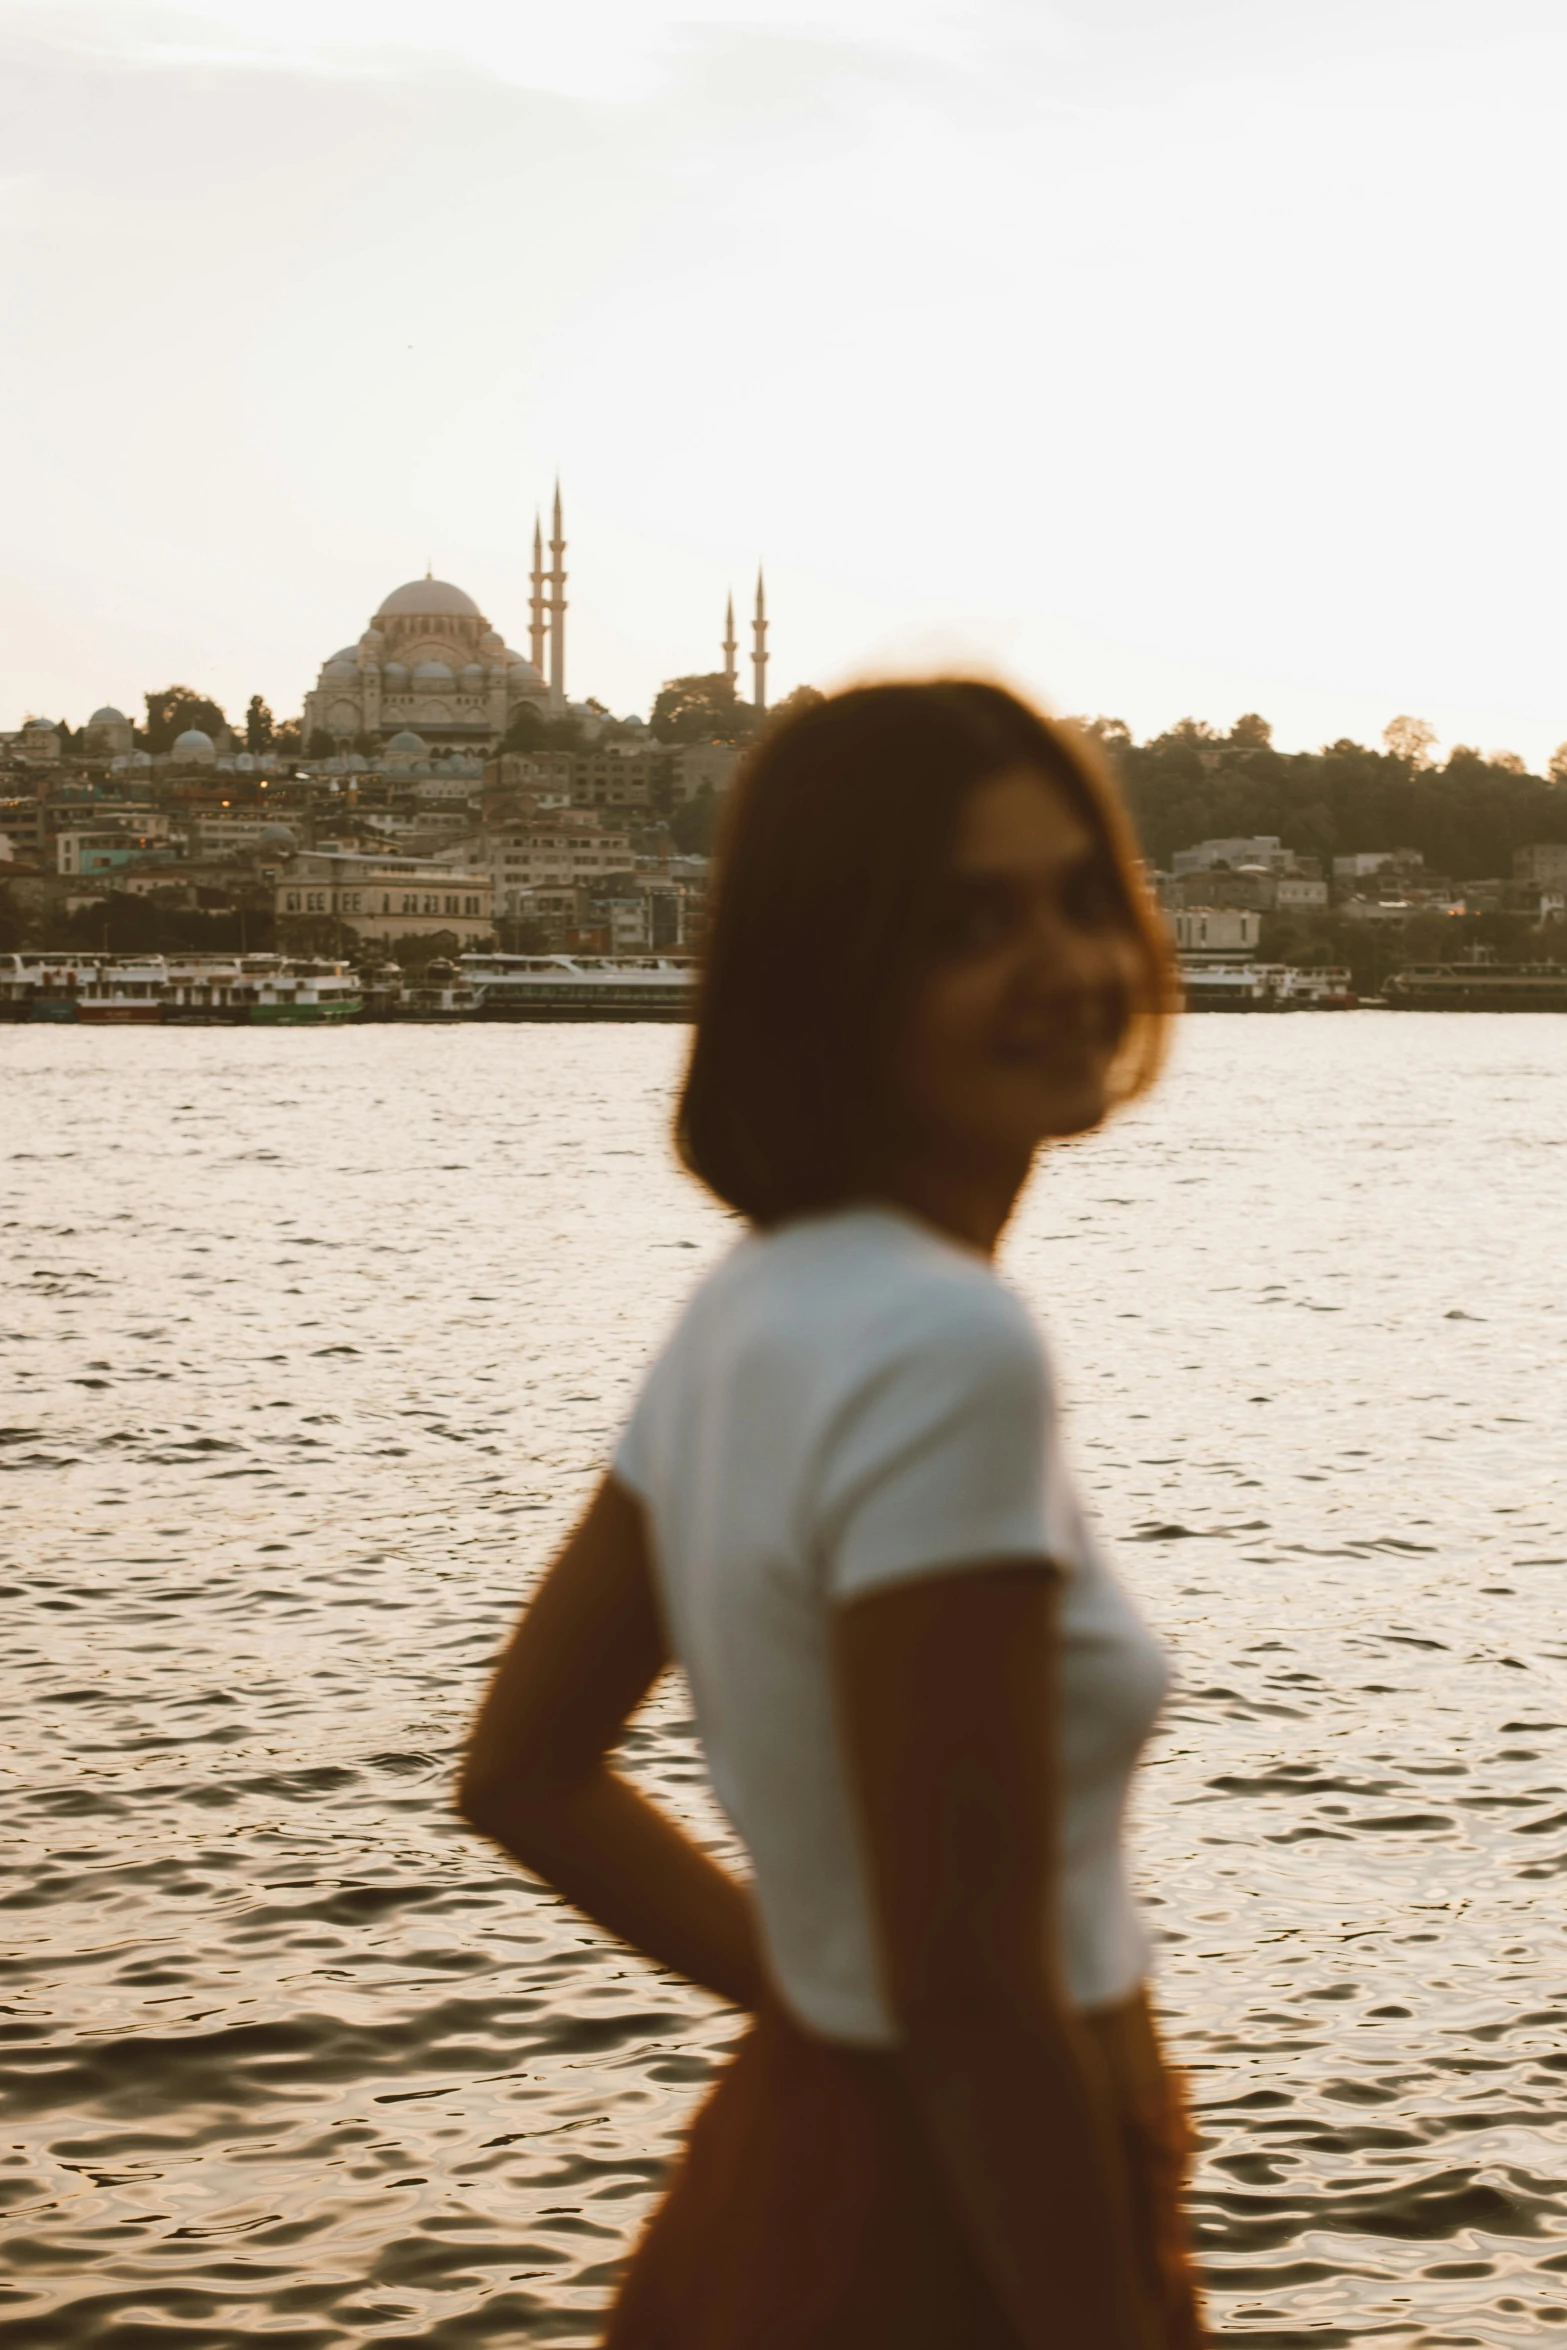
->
[547,479,567,713]
[751,567,768,717]
[529,515,547,673]
[722,592,738,690]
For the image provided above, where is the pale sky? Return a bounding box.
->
[4,0,1566,762]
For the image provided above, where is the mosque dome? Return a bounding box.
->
[385,729,428,756]
[412,659,453,681]
[171,727,217,765]
[89,705,127,725]
[375,578,482,620]
[461,661,485,680]
[382,660,407,680]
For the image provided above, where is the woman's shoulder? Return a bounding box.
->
[635,1206,1047,1409]
[775,1209,1050,1397]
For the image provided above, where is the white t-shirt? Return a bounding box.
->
[614,1204,1169,2048]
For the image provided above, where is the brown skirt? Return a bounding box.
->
[603,1994,1204,2349]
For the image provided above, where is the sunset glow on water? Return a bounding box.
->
[4,1017,1566,2345]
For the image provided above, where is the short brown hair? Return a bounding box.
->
[677,679,1174,1225]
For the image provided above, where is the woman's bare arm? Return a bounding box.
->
[457,1475,764,2010]
[836,1565,1160,2350]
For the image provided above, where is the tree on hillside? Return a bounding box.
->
[670,784,719,855]
[651,673,755,744]
[145,686,226,753]
[1384,715,1437,767]
[765,684,825,727]
[1229,713,1273,748]
[245,695,275,752]
[1116,718,1567,880]
[1550,744,1567,787]
[501,703,586,754]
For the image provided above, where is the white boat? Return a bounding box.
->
[461,953,697,1022]
[1385,960,1567,1010]
[234,957,363,1023]
[0,954,106,1022]
[76,958,168,1024]
[400,957,478,1021]
[1178,959,1274,1011]
[163,959,247,1023]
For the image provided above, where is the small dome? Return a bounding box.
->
[89,705,127,725]
[507,655,544,680]
[412,659,453,681]
[322,659,356,680]
[382,660,407,680]
[461,661,485,679]
[385,729,428,755]
[23,717,56,733]
[171,727,216,763]
[479,630,505,656]
[375,577,482,620]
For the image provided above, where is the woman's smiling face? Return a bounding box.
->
[894,764,1146,1170]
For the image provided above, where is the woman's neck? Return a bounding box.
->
[878,1149,1032,1260]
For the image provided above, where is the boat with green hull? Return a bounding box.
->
[1385,959,1567,1010]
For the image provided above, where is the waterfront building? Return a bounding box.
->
[1170,907,1261,955]
[1332,849,1424,889]
[185,810,292,859]
[485,823,635,911]
[56,823,168,877]
[276,850,495,950]
[665,742,741,804]
[1172,835,1285,876]
[571,746,656,811]
[1514,842,1567,888]
[16,720,62,766]
[1167,867,1277,913]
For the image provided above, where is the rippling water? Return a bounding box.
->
[3,1017,1566,2346]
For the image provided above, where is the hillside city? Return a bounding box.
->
[3,568,1567,1011]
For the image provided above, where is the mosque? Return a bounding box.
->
[301,486,770,752]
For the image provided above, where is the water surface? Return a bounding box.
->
[3,1017,1566,2344]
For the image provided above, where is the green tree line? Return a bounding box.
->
[1092,715,1567,878]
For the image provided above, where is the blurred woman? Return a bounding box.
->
[458,680,1202,2349]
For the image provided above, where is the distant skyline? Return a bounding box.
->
[4,0,1567,763]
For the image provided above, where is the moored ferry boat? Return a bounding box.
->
[4,954,104,1021]
[1385,960,1567,1010]
[1178,959,1274,1010]
[1180,959,1360,1011]
[233,957,363,1023]
[0,953,47,1020]
[163,959,247,1023]
[399,957,478,1021]
[76,958,168,1024]
[461,953,697,1022]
